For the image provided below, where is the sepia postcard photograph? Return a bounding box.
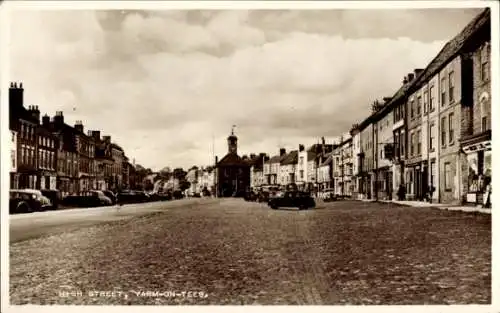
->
[0,1,498,312]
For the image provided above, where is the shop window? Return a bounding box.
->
[467,153,480,192]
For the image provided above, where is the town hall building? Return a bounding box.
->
[215,128,251,197]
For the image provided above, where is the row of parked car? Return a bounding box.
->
[9,188,187,214]
[243,184,316,210]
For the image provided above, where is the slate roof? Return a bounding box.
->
[361,8,490,127]
[267,154,285,164]
[320,152,334,167]
[281,150,298,165]
[217,152,250,167]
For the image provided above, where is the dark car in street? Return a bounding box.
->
[244,189,258,202]
[62,191,112,208]
[172,190,184,200]
[257,190,270,203]
[102,190,117,204]
[117,190,150,204]
[268,191,316,210]
[40,189,62,209]
[10,189,52,213]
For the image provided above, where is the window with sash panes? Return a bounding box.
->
[417,130,421,154]
[423,91,428,114]
[448,71,455,103]
[441,117,447,146]
[429,86,435,111]
[441,77,446,106]
[429,124,435,151]
[448,112,454,144]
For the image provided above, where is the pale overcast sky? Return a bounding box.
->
[9,7,483,171]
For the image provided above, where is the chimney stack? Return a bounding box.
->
[414,68,424,77]
[299,144,305,152]
[9,81,24,108]
[383,97,392,103]
[28,105,40,123]
[74,120,84,133]
[42,114,50,126]
[91,130,101,141]
[54,111,64,125]
[102,135,111,143]
[250,153,256,159]
[280,148,286,156]
[407,73,415,82]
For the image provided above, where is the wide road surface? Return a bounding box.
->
[10,198,218,243]
[9,198,491,305]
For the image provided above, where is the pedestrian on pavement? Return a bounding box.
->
[397,184,406,201]
[483,178,491,208]
[428,185,435,203]
[116,190,123,211]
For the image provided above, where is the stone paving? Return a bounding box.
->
[10,198,491,305]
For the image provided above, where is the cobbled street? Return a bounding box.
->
[10,198,491,305]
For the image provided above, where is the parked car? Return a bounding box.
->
[9,189,52,213]
[102,190,117,204]
[321,189,337,202]
[62,191,112,208]
[268,191,316,210]
[92,191,113,206]
[117,190,146,204]
[173,190,184,200]
[244,190,258,201]
[40,189,62,209]
[257,190,270,203]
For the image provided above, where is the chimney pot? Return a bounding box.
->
[42,114,50,126]
[10,82,14,87]
[407,73,415,82]
[19,82,23,88]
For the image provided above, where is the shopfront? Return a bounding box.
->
[463,140,491,205]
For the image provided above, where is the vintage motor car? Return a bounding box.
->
[268,191,316,210]
[10,189,52,213]
[321,188,337,202]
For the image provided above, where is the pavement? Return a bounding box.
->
[374,199,492,214]
[9,198,491,305]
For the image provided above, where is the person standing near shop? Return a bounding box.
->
[483,177,491,209]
